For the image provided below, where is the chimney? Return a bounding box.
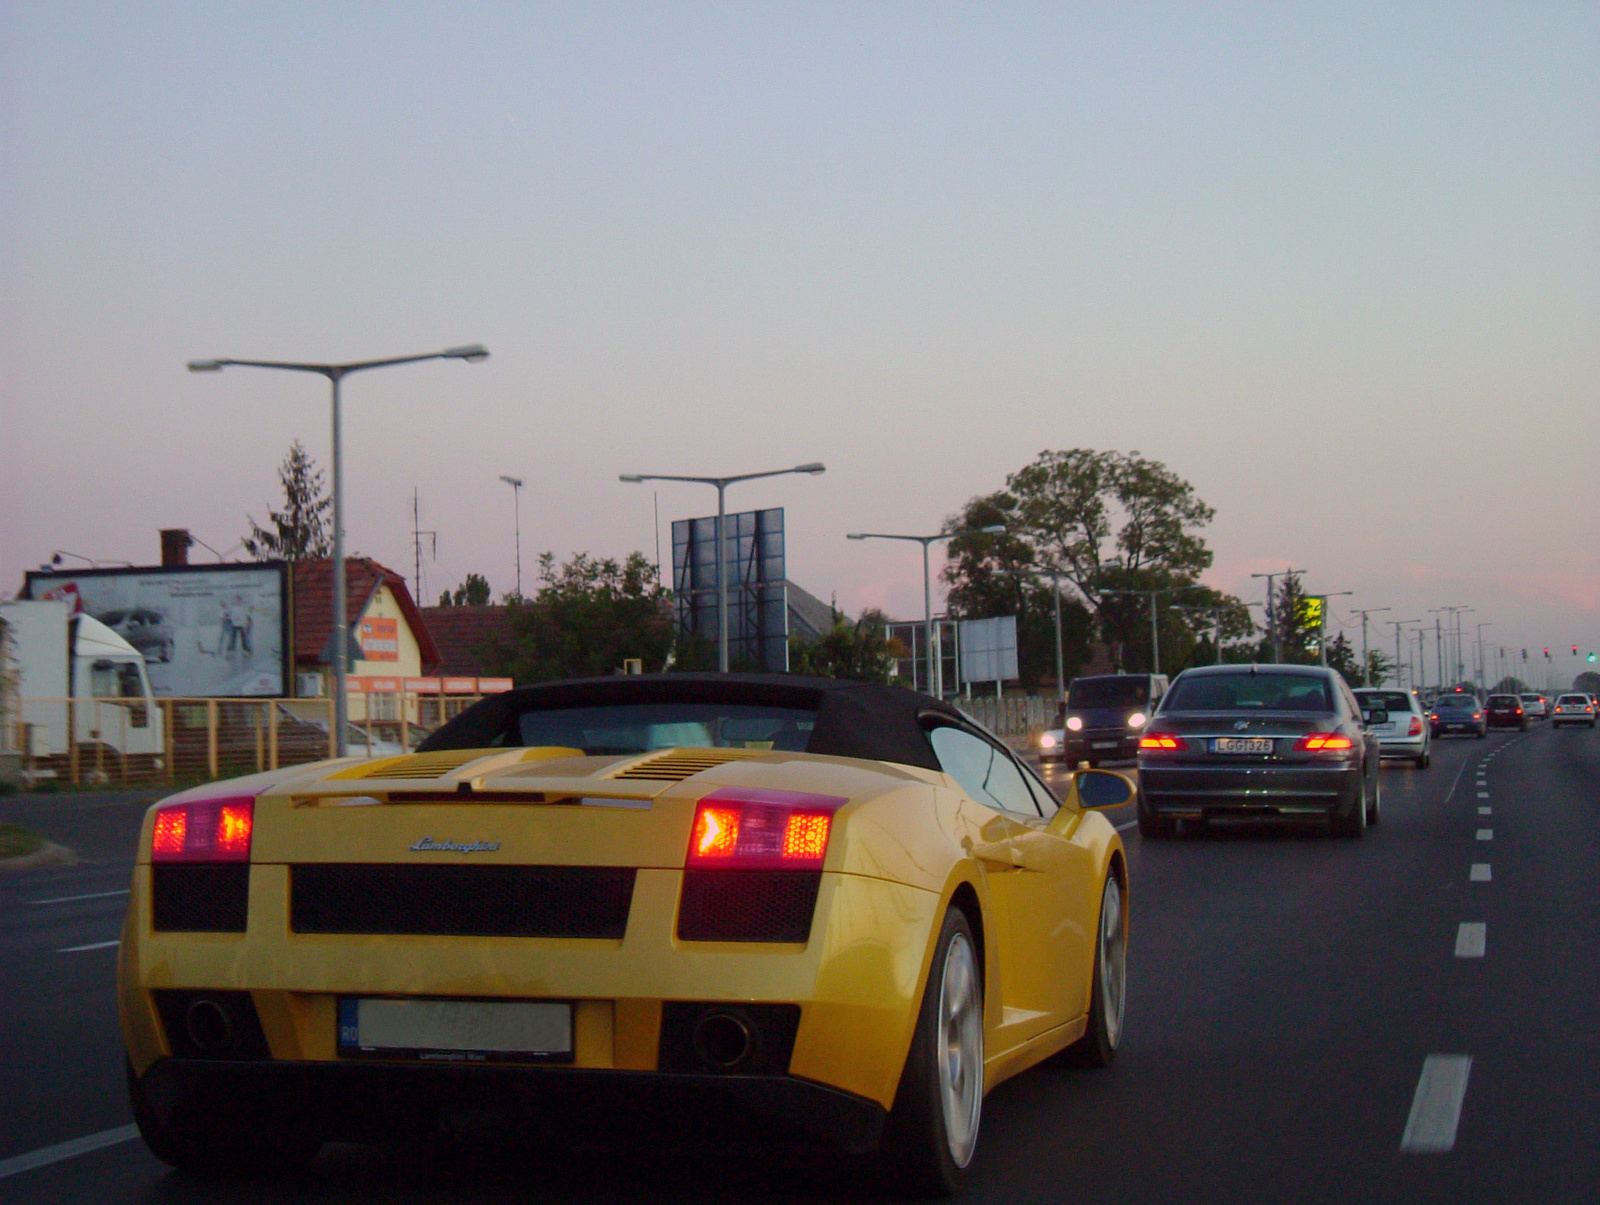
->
[160,529,192,568]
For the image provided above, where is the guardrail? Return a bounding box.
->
[11,692,488,788]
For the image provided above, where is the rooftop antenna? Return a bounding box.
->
[411,488,437,603]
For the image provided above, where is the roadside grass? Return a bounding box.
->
[0,822,46,860]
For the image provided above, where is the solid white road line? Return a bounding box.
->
[29,889,130,906]
[1476,829,1493,841]
[0,1124,139,1181]
[1470,864,1492,882]
[1455,923,1487,958]
[1401,1054,1473,1154]
[57,940,120,953]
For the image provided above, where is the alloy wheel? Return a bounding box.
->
[937,930,983,1167]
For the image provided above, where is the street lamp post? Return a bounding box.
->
[1101,585,1209,676]
[847,526,1005,697]
[621,464,825,672]
[499,475,524,597]
[1475,622,1493,690]
[1250,568,1307,663]
[1390,619,1421,690]
[189,344,489,755]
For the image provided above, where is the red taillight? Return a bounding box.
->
[1408,717,1423,736]
[1295,733,1354,751]
[150,795,255,863]
[1138,733,1187,750]
[1473,713,1482,720]
[686,788,846,871]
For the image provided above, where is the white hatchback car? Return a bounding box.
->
[1520,693,1548,719]
[1552,694,1597,728]
[1354,688,1431,767]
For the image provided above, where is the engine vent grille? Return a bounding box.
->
[152,864,250,932]
[611,749,760,782]
[677,870,821,943]
[339,750,491,781]
[291,864,636,938]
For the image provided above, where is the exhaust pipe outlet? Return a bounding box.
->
[184,998,235,1055]
[692,1009,757,1072]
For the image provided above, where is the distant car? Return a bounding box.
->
[1484,694,1527,731]
[1552,694,1597,728]
[96,608,176,663]
[1039,673,1169,766]
[1518,694,1547,720]
[1353,688,1430,767]
[1136,663,1382,838]
[1429,693,1486,739]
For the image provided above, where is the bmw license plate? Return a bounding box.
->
[1211,737,1274,754]
[338,997,573,1063]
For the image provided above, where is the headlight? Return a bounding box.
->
[1127,712,1147,728]
[1040,733,1057,749]
[1066,716,1083,731]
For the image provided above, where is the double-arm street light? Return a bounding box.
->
[621,463,825,672]
[1389,619,1422,689]
[189,344,489,755]
[847,527,1005,697]
[1100,584,1210,676]
[499,475,524,597]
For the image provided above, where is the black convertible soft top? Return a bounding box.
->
[416,673,967,771]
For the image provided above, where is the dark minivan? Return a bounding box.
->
[1045,673,1169,766]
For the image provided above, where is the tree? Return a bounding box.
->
[789,608,903,683]
[243,441,332,562]
[484,552,675,682]
[943,450,1243,680]
[437,574,492,607]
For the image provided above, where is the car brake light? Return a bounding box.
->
[1295,734,1354,751]
[1408,717,1423,736]
[150,795,255,863]
[686,787,847,871]
[1139,733,1187,750]
[1473,713,1482,720]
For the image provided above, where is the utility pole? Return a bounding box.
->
[1353,607,1391,685]
[1390,619,1420,691]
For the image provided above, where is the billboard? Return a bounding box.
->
[25,563,289,697]
[958,616,1019,684]
[671,507,788,672]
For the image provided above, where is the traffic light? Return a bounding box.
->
[1573,645,1579,656]
[1545,647,1551,659]
[1590,653,1597,664]
[1522,649,1528,661]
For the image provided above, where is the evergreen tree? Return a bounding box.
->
[438,574,492,607]
[243,441,332,562]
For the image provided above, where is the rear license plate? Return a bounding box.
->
[1211,738,1274,754]
[338,997,573,1063]
[1092,741,1119,749]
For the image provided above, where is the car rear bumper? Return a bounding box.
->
[133,1054,888,1152]
[1063,731,1141,761]
[1138,762,1359,816]
[1374,735,1427,758]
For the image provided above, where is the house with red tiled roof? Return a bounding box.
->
[417,604,515,679]
[291,558,439,721]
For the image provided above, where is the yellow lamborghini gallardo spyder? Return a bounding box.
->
[119,674,1130,1195]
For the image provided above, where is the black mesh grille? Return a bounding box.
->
[291,864,636,938]
[677,870,820,943]
[151,864,250,932]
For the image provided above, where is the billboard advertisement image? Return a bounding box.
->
[25,564,289,697]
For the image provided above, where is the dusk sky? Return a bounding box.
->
[3,3,1596,673]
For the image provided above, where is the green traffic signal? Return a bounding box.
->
[1589,653,1597,664]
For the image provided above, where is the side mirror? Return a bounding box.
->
[1075,769,1135,810]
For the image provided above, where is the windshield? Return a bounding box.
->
[1162,673,1332,712]
[1067,676,1150,709]
[510,703,817,755]
[1435,695,1477,709]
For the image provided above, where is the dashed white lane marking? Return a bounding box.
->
[1455,923,1487,958]
[1470,864,1492,882]
[1476,829,1493,841]
[1401,1054,1473,1154]
[29,889,130,906]
[0,1124,139,1181]
[56,940,120,953]
[1478,807,1492,815]
[1477,792,1490,799]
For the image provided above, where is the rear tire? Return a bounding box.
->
[1060,872,1127,1068]
[1136,800,1175,839]
[1366,774,1382,825]
[884,908,984,1197]
[1332,776,1367,838]
[1415,750,1430,769]
[127,1058,319,1177]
